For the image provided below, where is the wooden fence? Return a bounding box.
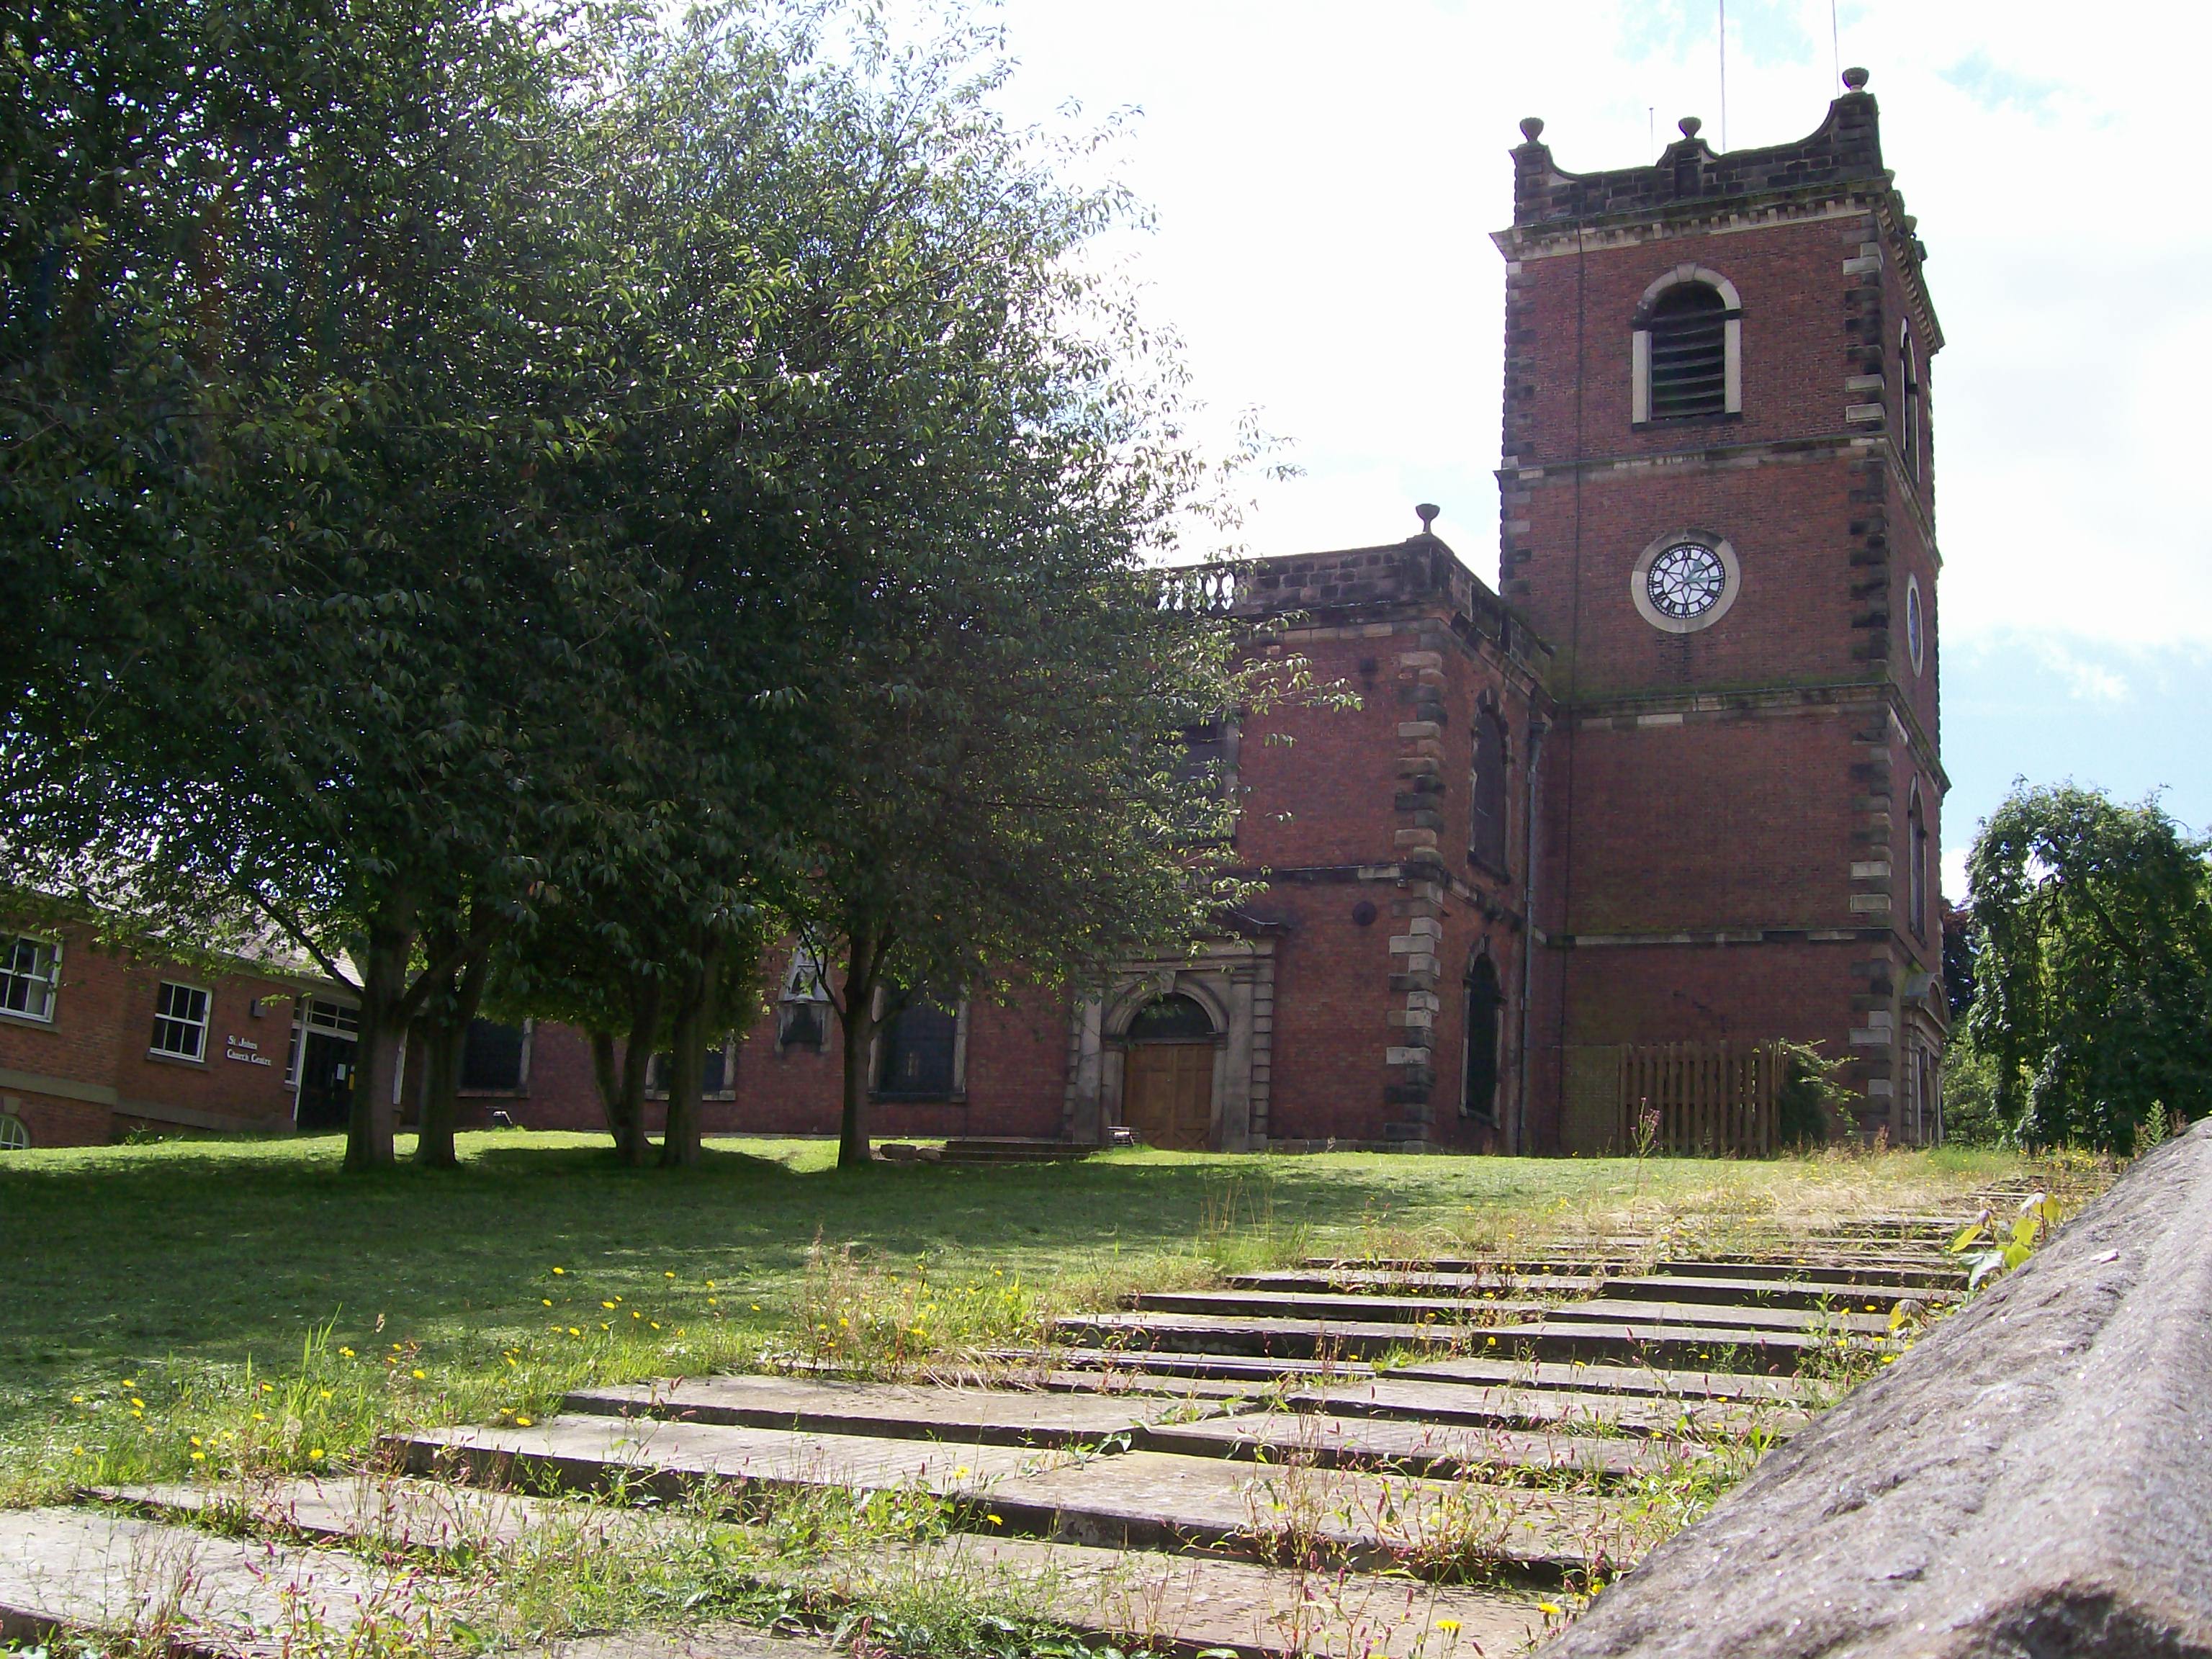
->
[1617,1040,1782,1158]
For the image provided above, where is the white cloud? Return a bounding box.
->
[975,0,2212,649]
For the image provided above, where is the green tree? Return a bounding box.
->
[4,0,636,1172]
[1966,783,2212,1152]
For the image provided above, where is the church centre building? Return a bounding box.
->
[0,77,1945,1154]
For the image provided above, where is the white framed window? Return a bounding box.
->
[0,935,61,1023]
[1905,575,1925,675]
[1632,265,1743,423]
[645,1037,736,1099]
[873,989,968,1100]
[0,1112,29,1151]
[150,981,211,1061]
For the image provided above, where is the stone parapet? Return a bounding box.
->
[1536,1120,2212,1657]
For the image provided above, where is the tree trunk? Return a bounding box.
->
[837,926,884,1169]
[346,898,417,1172]
[614,976,661,1167]
[590,1030,624,1138]
[661,935,726,1169]
[414,943,489,1171]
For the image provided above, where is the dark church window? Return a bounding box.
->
[778,999,827,1053]
[1899,323,1922,479]
[459,1020,526,1092]
[1470,703,1509,873]
[1462,955,1503,1121]
[1908,786,1930,940]
[876,992,962,1099]
[646,1043,730,1097]
[1646,283,1729,419]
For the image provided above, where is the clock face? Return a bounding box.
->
[1645,541,1727,620]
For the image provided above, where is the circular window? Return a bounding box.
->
[0,1114,30,1151]
[1630,532,1741,634]
[1905,575,1925,673]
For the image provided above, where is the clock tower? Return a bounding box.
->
[1497,73,1947,1144]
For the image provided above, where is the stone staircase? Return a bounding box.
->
[12,1218,1987,1659]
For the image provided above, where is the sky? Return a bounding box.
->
[966,0,2212,898]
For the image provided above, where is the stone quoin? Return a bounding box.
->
[0,76,1943,1153]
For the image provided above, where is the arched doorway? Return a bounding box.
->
[1120,993,1218,1150]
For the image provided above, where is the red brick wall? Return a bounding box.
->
[0,922,310,1146]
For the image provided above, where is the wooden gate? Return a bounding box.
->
[1617,1040,1781,1158]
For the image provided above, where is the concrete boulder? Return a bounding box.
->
[1537,1119,2212,1658]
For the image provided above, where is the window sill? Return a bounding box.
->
[871,1092,968,1105]
[1467,850,1514,884]
[1632,410,1743,430]
[144,1048,209,1069]
[0,1007,57,1028]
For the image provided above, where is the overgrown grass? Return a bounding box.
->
[0,1131,2063,1509]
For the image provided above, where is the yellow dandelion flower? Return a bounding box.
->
[340,1347,356,1358]
[552,1267,565,1275]
[189,1437,202,1447]
[567,1327,581,1336]
[71,1446,85,1456]
[602,1300,616,1309]
[130,1398,145,1409]
[649,1322,661,1331]
[542,1299,553,1307]
[253,1412,267,1422]
[122,1378,136,1387]
[750,1304,761,1313]
[987,1514,1004,1525]
[260,1382,275,1393]
[410,1369,426,1380]
[310,1448,325,1459]
[71,1395,84,1405]
[664,1271,675,1278]
[1538,1603,1563,1617]
[319,1389,333,1400]
[191,1452,207,1462]
[1437,1619,1461,1634]
[515,1415,534,1426]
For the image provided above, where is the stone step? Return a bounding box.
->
[1236,1269,1607,1299]
[1235,1268,1952,1312]
[1286,1377,1809,1439]
[1389,1354,1817,1401]
[113,1477,1544,1659]
[1133,1288,1893,1336]
[938,1137,1097,1163]
[1142,1411,1689,1480]
[96,1475,593,1552]
[1662,1256,1966,1290]
[564,1374,1223,1447]
[0,1505,436,1655]
[392,1416,1609,1576]
[1057,1310,1848,1371]
[985,1347,1376,1385]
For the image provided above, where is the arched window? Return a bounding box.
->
[1462,954,1503,1122]
[1907,786,1930,940]
[1470,703,1509,873]
[1127,993,1215,1041]
[1632,269,1742,423]
[1899,323,1922,478]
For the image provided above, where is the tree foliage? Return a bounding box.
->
[6,0,1266,1172]
[1965,783,2212,1152]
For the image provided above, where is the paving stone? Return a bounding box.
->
[1287,1378,1809,1440]
[1143,1410,1687,1480]
[394,1416,1608,1574]
[97,1475,656,1553]
[1660,1257,1965,1290]
[0,1506,433,1654]
[565,1374,1221,1446]
[1059,1310,1839,1370]
[1390,1355,1816,1402]
[1136,1288,1890,1336]
[115,1475,1542,1659]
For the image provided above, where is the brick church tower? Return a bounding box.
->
[1497,71,1948,1145]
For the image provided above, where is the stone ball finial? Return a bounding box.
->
[1842,66,1871,90]
[1519,117,1545,143]
[1678,115,1703,139]
[1415,503,1441,534]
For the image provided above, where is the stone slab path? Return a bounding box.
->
[12,1215,1996,1658]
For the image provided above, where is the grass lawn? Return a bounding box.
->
[1,1130,2055,1508]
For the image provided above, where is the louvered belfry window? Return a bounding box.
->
[1647,283,1729,418]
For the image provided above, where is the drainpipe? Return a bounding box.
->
[1513,716,1550,1156]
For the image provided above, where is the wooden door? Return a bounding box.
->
[1123,1042,1216,1151]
